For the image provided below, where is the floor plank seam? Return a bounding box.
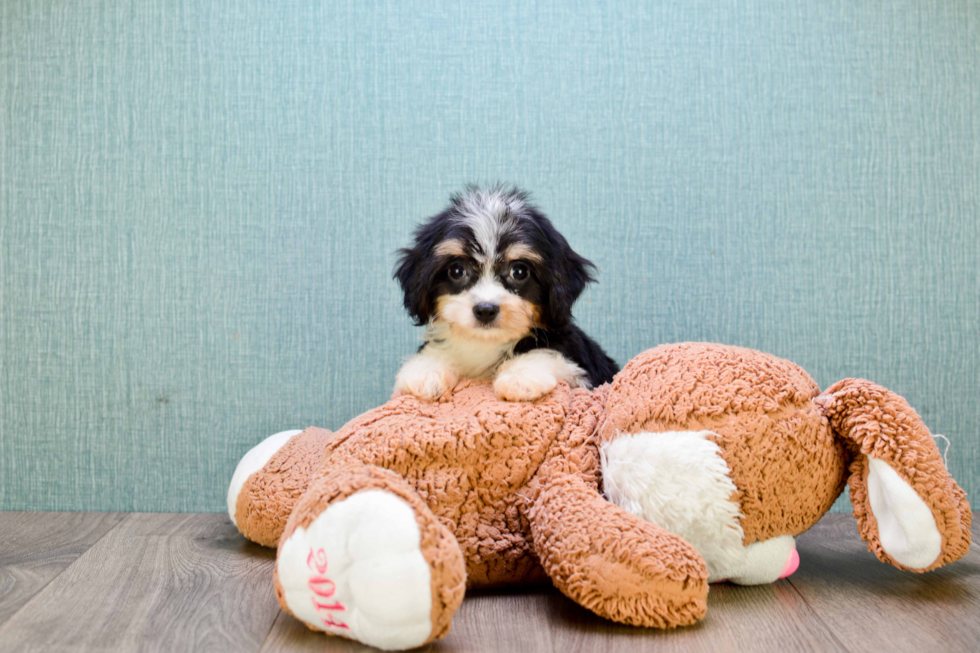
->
[257,609,284,651]
[0,512,133,634]
[784,577,853,653]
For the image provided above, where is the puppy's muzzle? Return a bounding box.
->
[473,302,500,325]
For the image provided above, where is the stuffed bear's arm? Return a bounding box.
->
[526,469,709,628]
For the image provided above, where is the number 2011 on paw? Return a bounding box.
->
[306,548,348,630]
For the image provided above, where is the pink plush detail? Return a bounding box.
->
[779,548,800,579]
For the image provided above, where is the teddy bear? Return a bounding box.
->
[227,342,971,651]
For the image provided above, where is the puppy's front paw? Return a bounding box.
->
[394,359,458,401]
[493,367,557,402]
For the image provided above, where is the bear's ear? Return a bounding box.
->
[543,232,596,329]
[817,379,972,572]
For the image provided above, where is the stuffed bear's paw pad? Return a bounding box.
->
[276,490,433,651]
[493,367,557,402]
[728,535,797,585]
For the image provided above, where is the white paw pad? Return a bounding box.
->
[277,490,433,651]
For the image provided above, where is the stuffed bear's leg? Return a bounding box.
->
[274,464,466,651]
[527,472,709,628]
[816,379,972,572]
[601,430,800,585]
[227,427,333,547]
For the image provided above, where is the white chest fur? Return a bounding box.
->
[423,329,516,379]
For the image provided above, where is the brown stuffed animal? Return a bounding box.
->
[227,343,971,651]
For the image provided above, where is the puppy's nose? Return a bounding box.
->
[473,302,500,325]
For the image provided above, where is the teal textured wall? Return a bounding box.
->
[1,1,977,512]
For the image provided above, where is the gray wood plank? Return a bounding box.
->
[787,512,980,653]
[2,512,976,653]
[541,579,846,653]
[438,588,555,652]
[260,577,844,653]
[259,587,557,653]
[0,511,127,626]
[0,513,280,653]
[260,612,377,653]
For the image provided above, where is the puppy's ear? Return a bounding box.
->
[394,209,451,326]
[394,244,431,326]
[545,235,597,329]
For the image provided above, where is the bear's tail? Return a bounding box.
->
[815,379,971,572]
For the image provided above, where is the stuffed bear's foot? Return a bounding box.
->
[228,427,334,547]
[228,429,303,528]
[274,465,465,651]
[277,491,434,647]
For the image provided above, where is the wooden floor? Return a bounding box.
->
[0,512,976,653]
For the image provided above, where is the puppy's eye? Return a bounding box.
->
[509,262,530,282]
[448,262,467,281]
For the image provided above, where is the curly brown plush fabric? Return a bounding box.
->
[228,342,972,648]
[236,427,333,547]
[524,384,708,627]
[314,381,593,588]
[816,379,972,571]
[274,464,466,645]
[273,379,708,630]
[527,465,708,627]
[602,343,847,544]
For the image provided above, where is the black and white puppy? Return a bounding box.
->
[393,186,618,402]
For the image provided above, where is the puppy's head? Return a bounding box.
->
[394,186,596,342]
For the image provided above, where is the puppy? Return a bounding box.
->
[393,186,618,402]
